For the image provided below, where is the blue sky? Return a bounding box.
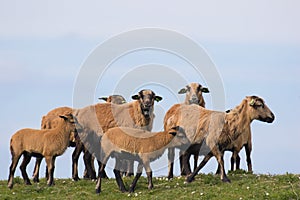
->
[1,0,299,180]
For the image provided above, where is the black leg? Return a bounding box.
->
[20,152,32,185]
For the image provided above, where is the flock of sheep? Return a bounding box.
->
[7,83,275,195]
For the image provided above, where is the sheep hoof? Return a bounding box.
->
[33,177,39,183]
[72,177,80,181]
[7,184,13,189]
[25,181,32,185]
[95,188,101,194]
[222,177,231,183]
[129,188,134,193]
[120,188,128,193]
[148,185,153,190]
[185,175,195,183]
[126,172,134,177]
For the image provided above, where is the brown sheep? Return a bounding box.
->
[8,112,82,189]
[32,95,127,182]
[94,126,190,194]
[74,89,162,179]
[165,96,274,183]
[74,94,127,180]
[164,82,209,179]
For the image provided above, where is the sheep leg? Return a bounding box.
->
[45,156,56,186]
[167,147,175,179]
[83,150,97,180]
[215,164,221,175]
[193,153,199,172]
[19,152,32,185]
[126,160,134,177]
[72,142,83,181]
[230,150,238,171]
[32,157,42,183]
[8,153,22,189]
[215,151,231,183]
[143,161,153,190]
[186,152,213,183]
[245,143,252,172]
[95,156,109,194]
[129,162,143,193]
[45,166,49,181]
[180,150,192,176]
[84,155,96,178]
[113,159,127,192]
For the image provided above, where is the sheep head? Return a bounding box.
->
[178,82,209,106]
[246,96,275,123]
[132,89,163,119]
[59,112,83,135]
[98,95,127,104]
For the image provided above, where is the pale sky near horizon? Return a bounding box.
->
[1,0,299,181]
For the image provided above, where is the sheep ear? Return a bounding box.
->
[249,99,256,106]
[169,131,177,136]
[225,109,231,113]
[131,95,140,100]
[59,115,68,120]
[178,88,187,94]
[201,87,209,93]
[154,96,163,102]
[98,97,108,102]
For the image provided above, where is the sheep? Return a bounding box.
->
[32,95,127,182]
[178,82,209,107]
[74,94,127,180]
[164,82,209,179]
[7,112,82,189]
[94,126,190,194]
[166,96,274,183]
[73,89,162,180]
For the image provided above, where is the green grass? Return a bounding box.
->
[1,171,299,200]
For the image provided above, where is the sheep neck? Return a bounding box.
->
[147,131,174,152]
[130,101,151,130]
[52,121,71,155]
[224,99,251,143]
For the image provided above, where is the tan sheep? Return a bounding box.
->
[8,112,82,189]
[164,82,209,179]
[74,89,162,180]
[94,126,190,194]
[32,95,127,182]
[165,96,275,183]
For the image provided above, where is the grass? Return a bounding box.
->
[1,171,299,200]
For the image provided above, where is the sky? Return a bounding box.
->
[0,0,300,181]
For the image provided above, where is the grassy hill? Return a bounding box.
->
[1,171,299,200]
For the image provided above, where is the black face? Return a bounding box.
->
[139,90,155,118]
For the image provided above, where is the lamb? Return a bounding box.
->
[166,96,274,183]
[32,95,127,182]
[94,126,190,194]
[74,89,162,179]
[8,112,82,189]
[164,82,209,179]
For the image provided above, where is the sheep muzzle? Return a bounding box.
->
[141,106,152,118]
[259,112,275,123]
